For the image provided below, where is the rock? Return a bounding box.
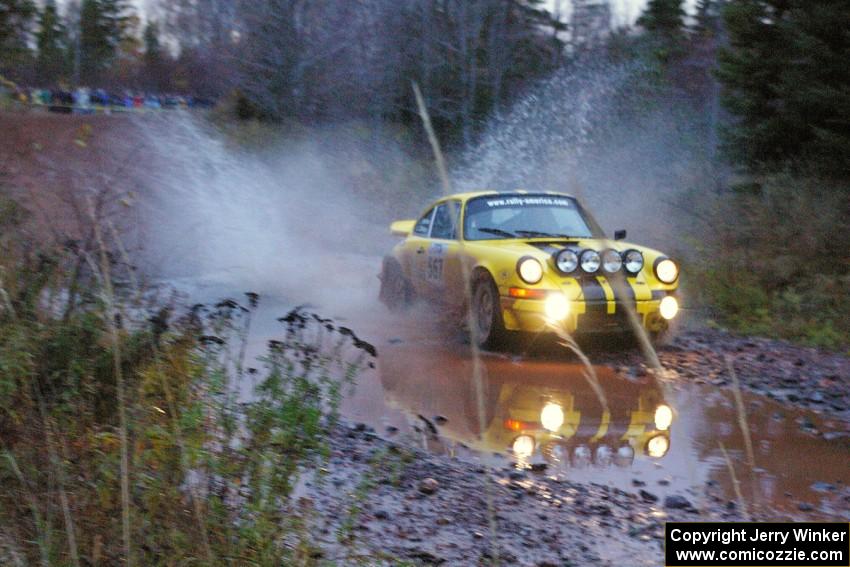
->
[664,495,691,510]
[433,415,448,425]
[810,482,836,493]
[639,490,659,503]
[419,478,439,495]
[657,479,671,486]
[632,479,646,487]
[385,425,399,434]
[375,509,389,520]
[530,462,548,472]
[509,470,526,480]
[808,391,825,403]
[798,502,814,512]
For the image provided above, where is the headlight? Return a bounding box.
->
[540,402,564,432]
[659,296,679,320]
[555,249,579,273]
[517,257,543,284]
[623,250,644,274]
[655,258,679,283]
[646,435,670,458]
[654,404,673,431]
[601,249,623,273]
[544,294,570,321]
[579,250,600,273]
[512,435,535,459]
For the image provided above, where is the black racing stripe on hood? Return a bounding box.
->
[579,277,607,312]
[527,242,565,255]
[607,276,637,308]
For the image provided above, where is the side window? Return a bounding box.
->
[413,207,435,236]
[430,201,461,240]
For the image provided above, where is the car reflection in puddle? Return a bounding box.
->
[369,339,850,520]
[378,342,671,473]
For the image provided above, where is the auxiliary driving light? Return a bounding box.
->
[646,435,670,458]
[654,404,673,431]
[555,249,579,273]
[540,402,565,432]
[573,445,592,467]
[614,445,635,467]
[602,249,623,273]
[595,445,613,466]
[659,296,679,320]
[544,294,570,321]
[580,250,601,273]
[623,249,644,274]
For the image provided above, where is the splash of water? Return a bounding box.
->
[134,115,416,309]
[455,57,705,249]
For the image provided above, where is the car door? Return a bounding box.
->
[401,205,436,296]
[425,201,463,303]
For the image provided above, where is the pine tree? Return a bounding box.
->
[36,0,68,83]
[0,0,37,75]
[694,0,723,38]
[636,0,687,66]
[637,0,686,43]
[79,0,129,83]
[716,0,850,174]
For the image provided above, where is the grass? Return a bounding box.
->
[0,183,373,564]
[679,172,850,350]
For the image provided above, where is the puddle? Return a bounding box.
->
[341,329,850,521]
[175,284,849,522]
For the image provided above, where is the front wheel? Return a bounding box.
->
[470,273,505,349]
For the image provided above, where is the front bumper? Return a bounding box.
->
[500,296,673,334]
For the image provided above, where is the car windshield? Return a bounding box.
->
[463,194,594,240]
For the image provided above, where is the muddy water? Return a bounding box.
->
[333,309,850,522]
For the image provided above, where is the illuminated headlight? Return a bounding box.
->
[654,404,673,431]
[623,250,644,274]
[512,435,535,459]
[517,257,543,284]
[544,294,570,321]
[646,435,670,458]
[580,250,600,273]
[614,445,634,467]
[659,296,679,320]
[601,249,623,273]
[555,249,579,273]
[540,402,564,432]
[655,258,679,283]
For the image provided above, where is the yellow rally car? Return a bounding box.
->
[379,191,680,346]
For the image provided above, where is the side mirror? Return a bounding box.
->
[390,219,415,237]
[614,229,627,241]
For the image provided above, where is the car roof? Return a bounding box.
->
[436,190,577,203]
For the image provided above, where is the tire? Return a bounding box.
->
[470,272,505,349]
[379,258,413,311]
